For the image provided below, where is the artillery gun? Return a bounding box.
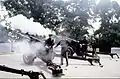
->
[4,27,63,76]
[13,31,63,76]
[0,65,46,79]
[22,33,63,76]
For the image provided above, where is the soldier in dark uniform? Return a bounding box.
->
[44,34,55,66]
[45,34,54,47]
[44,34,55,54]
[91,39,97,56]
[80,36,88,58]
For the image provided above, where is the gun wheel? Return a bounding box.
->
[23,54,35,65]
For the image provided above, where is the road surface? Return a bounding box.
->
[0,49,120,78]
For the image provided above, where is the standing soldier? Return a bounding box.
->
[54,33,70,66]
[44,34,55,66]
[91,38,97,56]
[80,36,88,58]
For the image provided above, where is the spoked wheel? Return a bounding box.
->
[67,47,74,56]
[94,54,100,59]
[23,54,35,65]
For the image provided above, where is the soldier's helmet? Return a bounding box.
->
[49,34,53,37]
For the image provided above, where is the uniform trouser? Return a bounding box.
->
[92,48,96,56]
[61,47,68,66]
[81,45,88,58]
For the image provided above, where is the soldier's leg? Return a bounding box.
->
[63,47,69,66]
[61,56,63,65]
[65,50,69,66]
[92,48,95,56]
[61,47,64,65]
[83,45,87,58]
[93,48,97,57]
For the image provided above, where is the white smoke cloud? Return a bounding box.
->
[13,39,31,54]
[8,14,55,36]
[12,39,55,62]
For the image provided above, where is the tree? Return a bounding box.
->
[3,0,95,40]
[61,0,93,40]
[3,0,65,33]
[0,4,23,42]
[93,0,120,52]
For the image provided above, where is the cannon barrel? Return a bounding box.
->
[28,35,42,42]
[0,65,46,79]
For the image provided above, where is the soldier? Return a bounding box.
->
[91,38,97,56]
[54,33,70,66]
[45,34,54,46]
[80,36,88,58]
[44,34,55,53]
[44,34,55,66]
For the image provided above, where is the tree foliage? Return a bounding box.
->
[94,0,120,47]
[3,0,95,40]
[61,0,93,40]
[3,0,120,48]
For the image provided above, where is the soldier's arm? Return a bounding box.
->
[52,39,55,46]
[44,39,48,46]
[54,41,61,48]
